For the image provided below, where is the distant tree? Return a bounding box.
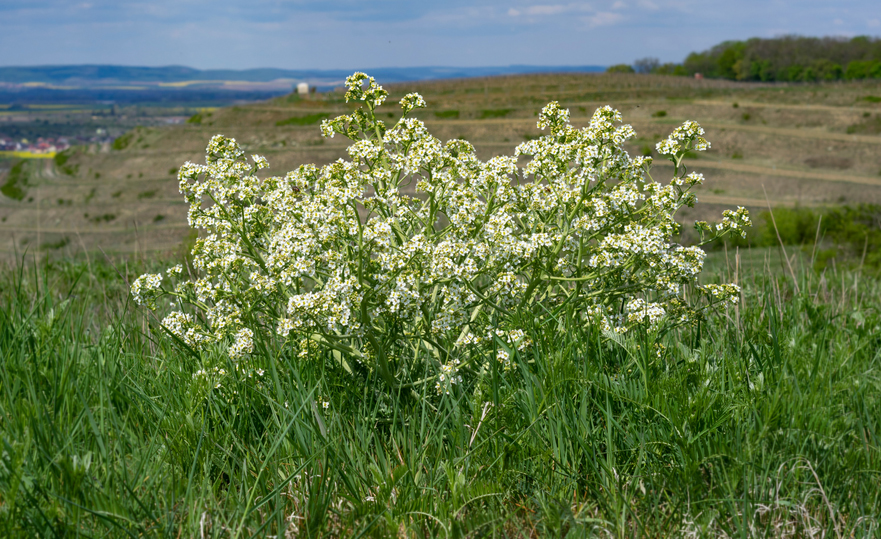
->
[633,57,660,74]
[716,42,746,79]
[653,63,688,76]
[606,64,635,73]
[845,60,879,80]
[680,35,881,82]
[683,51,718,78]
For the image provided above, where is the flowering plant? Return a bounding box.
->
[132,72,749,394]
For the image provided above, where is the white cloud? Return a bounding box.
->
[5,0,881,70]
[507,2,593,17]
[527,4,567,15]
[832,18,844,25]
[583,11,624,27]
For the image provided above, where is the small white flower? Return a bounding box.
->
[229,328,254,359]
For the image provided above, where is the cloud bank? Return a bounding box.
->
[1,0,879,69]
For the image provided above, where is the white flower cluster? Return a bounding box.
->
[716,206,752,238]
[656,120,710,156]
[193,366,227,389]
[399,92,427,114]
[436,359,462,395]
[228,327,254,359]
[132,72,749,389]
[700,283,741,304]
[131,273,162,308]
[161,310,210,348]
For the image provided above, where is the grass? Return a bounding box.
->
[434,110,460,119]
[846,114,881,135]
[85,213,117,223]
[275,113,330,127]
[1,249,879,537]
[112,131,135,151]
[478,108,513,119]
[0,160,28,200]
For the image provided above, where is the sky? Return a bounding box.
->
[1,0,879,70]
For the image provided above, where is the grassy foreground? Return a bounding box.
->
[1,252,879,537]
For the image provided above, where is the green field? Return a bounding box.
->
[1,249,879,536]
[1,73,881,537]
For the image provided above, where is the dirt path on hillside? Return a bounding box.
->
[693,99,879,114]
[421,117,881,144]
[673,120,881,145]
[653,159,881,187]
[0,222,189,234]
[422,116,877,141]
[697,194,823,207]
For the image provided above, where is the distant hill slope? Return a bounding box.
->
[4,72,880,259]
[0,64,606,88]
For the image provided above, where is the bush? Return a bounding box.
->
[53,149,72,167]
[434,109,460,119]
[111,131,134,151]
[275,113,330,126]
[0,161,28,201]
[478,108,512,119]
[714,204,881,272]
[606,64,635,73]
[132,72,749,396]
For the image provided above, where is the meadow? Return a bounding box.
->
[1,245,879,537]
[1,73,880,537]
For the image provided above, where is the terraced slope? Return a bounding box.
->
[1,73,880,258]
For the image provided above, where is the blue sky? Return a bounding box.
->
[2,0,879,69]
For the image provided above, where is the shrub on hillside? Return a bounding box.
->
[714,204,881,272]
[606,64,635,73]
[131,73,749,395]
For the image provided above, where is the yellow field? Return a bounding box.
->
[0,151,56,159]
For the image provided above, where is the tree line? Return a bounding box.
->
[607,35,881,82]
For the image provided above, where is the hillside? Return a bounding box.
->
[2,72,881,259]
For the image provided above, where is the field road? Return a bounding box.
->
[692,99,881,114]
[666,120,881,146]
[694,194,824,207]
[653,159,881,187]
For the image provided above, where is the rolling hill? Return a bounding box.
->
[2,72,880,259]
